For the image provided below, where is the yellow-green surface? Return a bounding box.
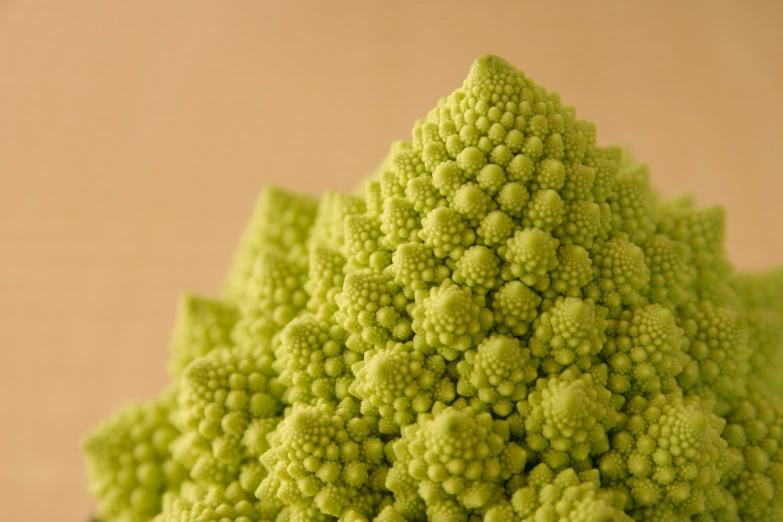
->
[84,55,783,521]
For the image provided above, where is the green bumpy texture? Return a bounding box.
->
[84,55,783,521]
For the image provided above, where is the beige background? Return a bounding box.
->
[1,1,782,520]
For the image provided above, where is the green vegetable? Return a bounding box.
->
[83,55,783,521]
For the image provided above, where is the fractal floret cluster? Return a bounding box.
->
[83,55,783,522]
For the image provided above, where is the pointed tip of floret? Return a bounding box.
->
[469,54,515,76]
[436,409,470,436]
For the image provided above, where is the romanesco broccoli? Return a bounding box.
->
[84,54,783,522]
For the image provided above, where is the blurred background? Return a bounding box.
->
[1,1,781,519]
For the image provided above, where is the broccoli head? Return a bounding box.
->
[84,55,783,522]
